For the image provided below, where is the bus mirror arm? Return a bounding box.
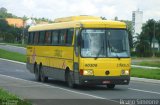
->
[77,35,81,47]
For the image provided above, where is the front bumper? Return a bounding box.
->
[79,75,130,85]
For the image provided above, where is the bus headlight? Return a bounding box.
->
[125,70,129,75]
[121,70,129,75]
[83,70,94,75]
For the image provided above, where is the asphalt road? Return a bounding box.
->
[0,44,26,54]
[0,59,160,105]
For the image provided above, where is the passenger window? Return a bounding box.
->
[66,29,74,45]
[59,30,67,45]
[45,31,51,45]
[39,31,45,44]
[52,31,59,45]
[28,32,34,44]
[34,32,39,45]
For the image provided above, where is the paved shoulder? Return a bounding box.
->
[0,44,26,54]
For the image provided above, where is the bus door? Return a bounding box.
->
[73,29,80,84]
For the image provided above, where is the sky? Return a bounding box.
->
[0,0,160,22]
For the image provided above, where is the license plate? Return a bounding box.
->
[102,80,110,84]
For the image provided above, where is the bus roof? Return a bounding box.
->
[28,16,126,32]
[54,15,102,23]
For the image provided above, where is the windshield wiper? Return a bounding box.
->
[95,46,103,60]
[107,40,121,60]
[115,53,120,60]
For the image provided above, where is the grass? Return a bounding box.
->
[135,61,160,67]
[0,88,31,105]
[0,49,26,62]
[131,68,160,80]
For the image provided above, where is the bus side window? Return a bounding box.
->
[39,31,45,45]
[45,31,51,45]
[28,32,34,44]
[66,29,74,45]
[34,32,39,45]
[59,30,67,45]
[52,30,59,45]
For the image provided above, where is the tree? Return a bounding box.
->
[135,32,151,57]
[121,20,133,49]
[0,19,9,31]
[142,19,156,48]
[0,19,23,43]
[0,7,7,13]
[0,19,10,41]
[101,16,106,20]
[134,19,160,57]
[0,7,17,18]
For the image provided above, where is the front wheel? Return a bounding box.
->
[107,84,115,89]
[67,72,76,88]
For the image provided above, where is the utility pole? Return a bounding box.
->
[22,19,25,45]
[152,22,156,57]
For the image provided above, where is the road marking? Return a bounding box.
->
[131,81,160,86]
[0,74,119,103]
[15,69,25,72]
[0,84,48,88]
[0,58,25,65]
[131,65,160,69]
[129,88,160,95]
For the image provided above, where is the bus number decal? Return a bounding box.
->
[85,64,97,67]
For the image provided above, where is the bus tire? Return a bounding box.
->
[107,84,115,89]
[39,65,48,83]
[67,72,75,88]
[35,64,41,82]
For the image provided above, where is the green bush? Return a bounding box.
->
[131,51,137,57]
[155,52,160,57]
[131,51,152,57]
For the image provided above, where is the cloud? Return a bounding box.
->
[0,0,160,22]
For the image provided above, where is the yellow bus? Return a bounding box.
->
[27,16,131,89]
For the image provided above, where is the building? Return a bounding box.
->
[5,18,24,28]
[25,18,36,26]
[132,9,143,42]
[152,38,159,51]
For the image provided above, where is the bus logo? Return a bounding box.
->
[117,63,129,67]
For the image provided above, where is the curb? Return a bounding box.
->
[131,77,160,84]
[131,65,160,69]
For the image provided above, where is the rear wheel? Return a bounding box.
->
[35,65,41,82]
[107,84,115,89]
[39,65,48,83]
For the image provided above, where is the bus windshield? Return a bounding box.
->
[81,29,130,58]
